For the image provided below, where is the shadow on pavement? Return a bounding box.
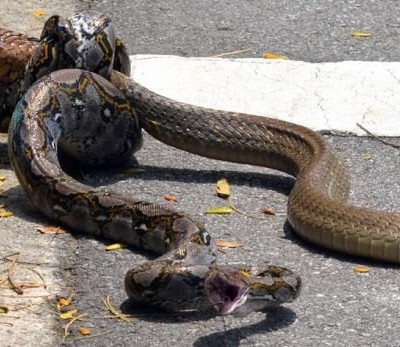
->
[194,306,297,347]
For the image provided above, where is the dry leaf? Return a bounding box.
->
[363,155,372,161]
[216,178,231,198]
[0,210,13,218]
[204,206,233,215]
[240,268,252,278]
[57,294,74,308]
[105,243,127,251]
[353,266,370,273]
[263,52,288,60]
[215,240,243,248]
[351,32,372,38]
[260,207,276,215]
[32,9,47,17]
[164,194,178,203]
[60,309,78,320]
[0,305,8,314]
[58,298,71,308]
[78,326,91,336]
[0,175,6,181]
[37,226,66,234]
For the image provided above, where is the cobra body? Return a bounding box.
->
[2,12,301,315]
[114,72,400,262]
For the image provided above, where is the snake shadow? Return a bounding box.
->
[193,306,297,347]
[64,158,295,196]
[120,299,217,322]
[120,298,297,342]
[4,155,398,270]
[2,158,294,222]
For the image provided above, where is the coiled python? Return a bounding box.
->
[1,12,301,315]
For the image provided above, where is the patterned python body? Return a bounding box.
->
[0,29,38,130]
[3,12,301,315]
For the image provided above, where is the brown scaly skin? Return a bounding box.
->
[6,12,301,315]
[111,70,400,263]
[0,29,38,85]
[0,16,131,132]
[0,29,38,130]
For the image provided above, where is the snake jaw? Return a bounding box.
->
[204,265,302,316]
[204,269,250,315]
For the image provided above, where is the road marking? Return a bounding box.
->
[131,55,400,136]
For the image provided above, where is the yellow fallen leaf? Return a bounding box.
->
[0,210,13,218]
[363,155,372,161]
[215,240,243,248]
[105,243,127,251]
[0,305,8,314]
[351,32,372,38]
[216,178,231,198]
[204,206,233,215]
[32,9,47,17]
[60,309,78,320]
[37,226,66,234]
[78,326,91,336]
[0,175,6,181]
[58,298,71,308]
[353,266,370,273]
[240,268,252,277]
[164,194,178,203]
[263,52,288,60]
[57,293,74,308]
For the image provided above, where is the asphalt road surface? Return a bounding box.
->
[1,1,400,346]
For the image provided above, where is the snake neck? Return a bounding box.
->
[112,71,350,201]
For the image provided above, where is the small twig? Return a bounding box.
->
[28,268,47,290]
[102,295,132,323]
[17,281,44,291]
[0,294,52,299]
[211,49,251,58]
[1,252,46,266]
[62,313,89,343]
[92,314,136,320]
[1,252,20,262]
[0,321,13,327]
[228,198,271,221]
[62,330,113,343]
[5,298,49,313]
[7,254,23,295]
[356,123,400,149]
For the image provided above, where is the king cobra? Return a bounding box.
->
[0,11,398,313]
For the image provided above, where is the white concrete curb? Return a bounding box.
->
[130,55,400,136]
